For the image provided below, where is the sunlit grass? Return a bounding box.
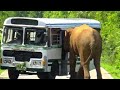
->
[0,68,4,74]
[101,63,120,79]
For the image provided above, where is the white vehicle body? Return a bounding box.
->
[0,17,101,79]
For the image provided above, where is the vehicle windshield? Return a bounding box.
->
[25,27,46,46]
[2,26,46,46]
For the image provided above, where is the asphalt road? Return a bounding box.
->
[0,61,113,79]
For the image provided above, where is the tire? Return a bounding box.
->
[50,60,59,79]
[8,69,19,79]
[37,72,50,79]
[37,60,59,79]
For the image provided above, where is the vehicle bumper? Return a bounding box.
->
[0,66,44,72]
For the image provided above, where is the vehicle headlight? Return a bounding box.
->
[3,57,14,64]
[32,60,41,65]
[31,60,41,66]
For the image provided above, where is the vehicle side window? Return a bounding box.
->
[51,28,61,45]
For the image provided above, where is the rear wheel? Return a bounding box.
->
[8,69,19,79]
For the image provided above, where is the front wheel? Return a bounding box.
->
[8,69,19,79]
[37,72,51,79]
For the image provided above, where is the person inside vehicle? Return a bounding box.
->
[35,31,45,45]
[8,31,23,44]
[24,32,30,44]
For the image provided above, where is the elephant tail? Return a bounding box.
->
[80,40,95,68]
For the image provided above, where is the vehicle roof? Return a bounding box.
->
[4,17,101,29]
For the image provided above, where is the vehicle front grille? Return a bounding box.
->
[3,50,42,61]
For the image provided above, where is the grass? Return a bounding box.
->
[101,62,120,79]
[0,68,4,74]
[0,48,4,75]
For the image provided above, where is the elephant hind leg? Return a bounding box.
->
[78,49,90,79]
[93,58,102,79]
[83,63,90,79]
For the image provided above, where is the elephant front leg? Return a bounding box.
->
[69,54,76,79]
[76,65,84,79]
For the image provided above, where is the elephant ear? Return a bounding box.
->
[66,28,73,36]
[64,28,73,52]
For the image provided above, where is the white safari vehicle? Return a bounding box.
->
[0,17,101,79]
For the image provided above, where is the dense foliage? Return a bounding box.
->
[0,11,120,78]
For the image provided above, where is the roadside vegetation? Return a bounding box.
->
[0,69,4,74]
[101,63,120,79]
[0,11,120,78]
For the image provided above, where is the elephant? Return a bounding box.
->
[64,24,102,79]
